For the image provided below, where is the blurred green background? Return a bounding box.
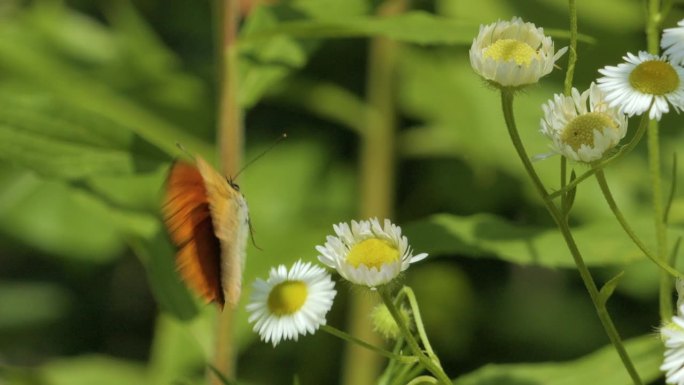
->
[1,0,683,384]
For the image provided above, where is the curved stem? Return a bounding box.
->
[549,114,649,199]
[563,0,578,96]
[398,287,438,360]
[500,89,643,385]
[379,288,452,385]
[594,169,683,278]
[320,325,416,363]
[406,376,438,385]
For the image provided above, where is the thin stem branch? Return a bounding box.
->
[379,289,452,385]
[593,168,683,278]
[500,89,643,385]
[398,287,438,361]
[321,325,417,363]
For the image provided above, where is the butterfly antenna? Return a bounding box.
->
[233,133,287,180]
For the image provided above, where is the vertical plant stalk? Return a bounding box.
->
[559,0,578,211]
[501,90,643,385]
[649,120,672,320]
[342,1,405,385]
[645,0,673,321]
[213,0,242,383]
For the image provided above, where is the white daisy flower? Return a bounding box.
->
[662,20,684,66]
[316,218,427,288]
[469,17,567,88]
[540,83,627,163]
[246,260,336,346]
[597,51,684,121]
[661,310,684,385]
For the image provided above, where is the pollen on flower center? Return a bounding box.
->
[629,60,680,95]
[267,281,308,316]
[346,238,400,269]
[561,112,618,151]
[483,39,538,66]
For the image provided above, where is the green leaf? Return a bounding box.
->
[40,355,148,385]
[454,334,663,385]
[404,213,652,268]
[0,281,71,330]
[130,230,199,321]
[0,9,212,159]
[238,5,319,108]
[0,90,168,180]
[266,76,369,133]
[0,164,159,261]
[241,11,477,45]
[147,314,207,385]
[562,170,578,215]
[598,271,625,306]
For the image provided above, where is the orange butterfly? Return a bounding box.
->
[162,156,249,309]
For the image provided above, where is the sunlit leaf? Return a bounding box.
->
[241,11,477,45]
[40,355,148,385]
[130,230,199,321]
[404,213,653,268]
[0,8,212,159]
[454,334,662,385]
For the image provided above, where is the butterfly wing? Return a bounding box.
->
[163,161,225,307]
[196,157,249,308]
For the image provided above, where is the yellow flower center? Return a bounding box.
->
[483,39,538,66]
[267,281,308,316]
[346,238,400,269]
[629,60,680,95]
[561,112,618,151]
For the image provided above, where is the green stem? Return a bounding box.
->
[398,287,438,361]
[549,114,649,199]
[406,376,438,385]
[558,0,576,212]
[500,89,643,385]
[594,168,683,279]
[646,0,673,322]
[563,0,578,96]
[649,120,673,321]
[647,0,662,55]
[379,288,452,385]
[320,325,416,363]
[212,0,242,384]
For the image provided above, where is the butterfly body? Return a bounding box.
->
[163,156,249,308]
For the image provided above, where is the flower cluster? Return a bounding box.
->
[246,218,426,346]
[470,17,684,164]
